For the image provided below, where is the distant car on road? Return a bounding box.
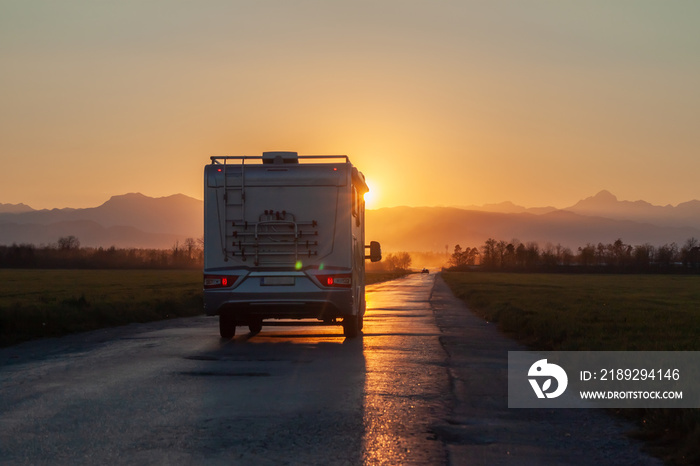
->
[421,268,429,274]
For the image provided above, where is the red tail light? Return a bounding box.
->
[316,274,352,288]
[204,275,238,289]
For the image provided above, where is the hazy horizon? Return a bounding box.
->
[2,2,699,210]
[5,188,700,213]
[4,189,700,252]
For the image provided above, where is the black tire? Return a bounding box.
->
[219,312,236,339]
[342,314,360,338]
[248,320,263,335]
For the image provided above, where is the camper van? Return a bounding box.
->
[203,152,381,338]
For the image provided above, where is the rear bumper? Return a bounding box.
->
[203,272,354,321]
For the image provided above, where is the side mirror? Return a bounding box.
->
[365,241,382,262]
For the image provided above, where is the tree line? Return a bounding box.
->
[0,236,203,269]
[366,251,413,272]
[2,236,419,272]
[448,237,700,273]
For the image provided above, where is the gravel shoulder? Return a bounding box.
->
[431,274,662,466]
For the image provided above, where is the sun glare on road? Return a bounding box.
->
[361,274,446,464]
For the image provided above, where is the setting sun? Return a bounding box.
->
[363,181,378,209]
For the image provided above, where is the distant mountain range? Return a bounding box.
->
[369,190,700,251]
[1,190,699,250]
[456,201,558,215]
[0,202,34,214]
[456,190,700,228]
[0,193,202,249]
[564,190,700,229]
[366,207,700,252]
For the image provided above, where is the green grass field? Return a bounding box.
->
[442,272,700,465]
[0,269,203,347]
[442,272,700,351]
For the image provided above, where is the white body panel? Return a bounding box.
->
[203,155,369,328]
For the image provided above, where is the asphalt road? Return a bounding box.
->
[430,275,661,466]
[0,273,660,465]
[0,273,446,465]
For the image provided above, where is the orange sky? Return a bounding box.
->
[2,2,699,210]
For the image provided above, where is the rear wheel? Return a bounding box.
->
[248,320,263,335]
[342,314,361,338]
[219,312,236,339]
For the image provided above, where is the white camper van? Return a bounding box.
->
[203,152,381,338]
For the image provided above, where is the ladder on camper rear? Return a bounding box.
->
[220,157,249,262]
[222,156,246,226]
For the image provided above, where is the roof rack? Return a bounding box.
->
[210,155,350,164]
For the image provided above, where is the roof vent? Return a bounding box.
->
[262,151,299,164]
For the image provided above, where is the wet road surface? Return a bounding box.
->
[431,275,661,466]
[0,273,660,465]
[0,273,446,465]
